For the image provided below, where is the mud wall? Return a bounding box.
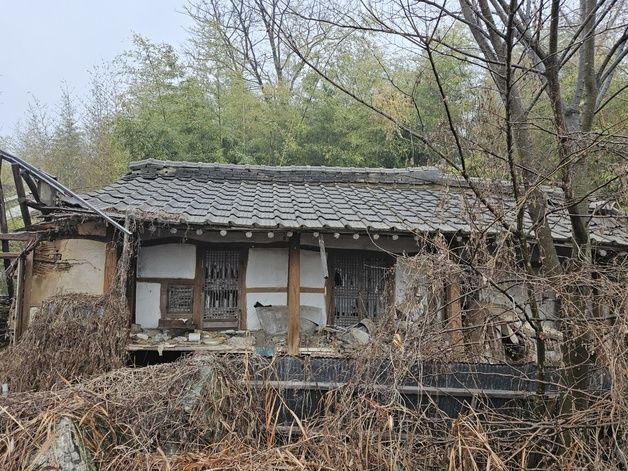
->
[30,239,107,309]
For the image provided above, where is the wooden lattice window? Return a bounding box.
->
[203,249,241,323]
[167,285,194,314]
[331,251,392,327]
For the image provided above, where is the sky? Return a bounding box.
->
[0,0,192,135]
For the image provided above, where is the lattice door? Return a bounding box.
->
[203,249,240,324]
[331,251,390,327]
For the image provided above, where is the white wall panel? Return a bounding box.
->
[246,248,288,287]
[300,249,325,288]
[135,282,161,328]
[30,239,107,308]
[137,244,196,279]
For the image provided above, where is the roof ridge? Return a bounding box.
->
[129,158,442,172]
[127,158,447,185]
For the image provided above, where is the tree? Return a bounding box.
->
[49,86,86,189]
[83,64,130,188]
[185,0,332,94]
[113,35,222,162]
[13,98,54,172]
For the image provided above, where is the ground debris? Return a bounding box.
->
[0,353,623,471]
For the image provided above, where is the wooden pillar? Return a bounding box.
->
[446,279,465,358]
[20,252,33,332]
[287,234,301,355]
[0,163,13,297]
[11,164,31,229]
[103,242,119,293]
[192,246,204,330]
[12,252,33,342]
[238,248,248,330]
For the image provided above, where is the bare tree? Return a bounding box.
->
[185,0,335,95]
[281,0,628,415]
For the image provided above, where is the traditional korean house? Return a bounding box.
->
[1,151,627,358]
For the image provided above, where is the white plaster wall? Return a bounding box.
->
[246,248,326,288]
[246,248,288,287]
[30,239,107,307]
[135,282,161,328]
[481,284,558,328]
[394,258,430,315]
[394,259,412,306]
[300,249,325,288]
[137,243,196,279]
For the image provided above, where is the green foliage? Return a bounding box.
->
[2,13,481,188]
[114,77,221,162]
[6,2,621,194]
[109,33,435,169]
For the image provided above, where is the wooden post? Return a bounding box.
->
[12,257,24,342]
[192,246,204,330]
[239,248,248,330]
[0,163,13,297]
[446,279,465,358]
[11,164,31,229]
[287,233,301,355]
[20,252,33,331]
[103,242,119,293]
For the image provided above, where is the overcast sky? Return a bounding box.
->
[0,0,192,135]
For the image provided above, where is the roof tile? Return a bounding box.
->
[83,159,628,245]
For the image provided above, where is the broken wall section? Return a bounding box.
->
[393,254,563,365]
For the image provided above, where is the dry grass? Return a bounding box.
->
[0,351,624,470]
[0,293,129,392]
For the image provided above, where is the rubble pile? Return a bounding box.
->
[128,319,376,356]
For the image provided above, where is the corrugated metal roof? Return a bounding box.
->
[84,159,628,246]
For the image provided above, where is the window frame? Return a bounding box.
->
[328,249,394,327]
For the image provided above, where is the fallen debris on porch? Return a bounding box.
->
[126,319,371,356]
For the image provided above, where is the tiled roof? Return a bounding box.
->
[84,159,628,246]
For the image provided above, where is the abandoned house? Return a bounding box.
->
[1,150,627,363]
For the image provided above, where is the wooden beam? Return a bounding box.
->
[0,252,24,259]
[247,380,556,400]
[20,172,40,202]
[0,231,39,241]
[1,149,131,236]
[318,235,329,279]
[11,164,32,229]
[136,276,196,284]
[287,234,301,355]
[12,257,24,342]
[246,286,324,294]
[325,276,334,327]
[20,251,33,330]
[246,286,287,293]
[239,248,248,330]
